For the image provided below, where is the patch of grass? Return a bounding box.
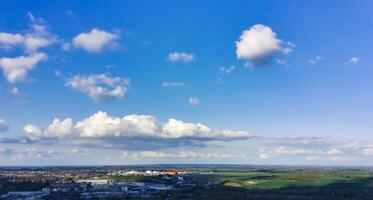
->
[223,181,241,187]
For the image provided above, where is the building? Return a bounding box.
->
[163,171,177,176]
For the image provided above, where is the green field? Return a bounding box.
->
[151,167,373,199]
[203,169,373,189]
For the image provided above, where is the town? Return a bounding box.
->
[0,166,204,199]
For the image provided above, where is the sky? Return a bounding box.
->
[0,0,373,166]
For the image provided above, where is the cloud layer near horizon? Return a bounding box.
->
[17,111,253,150]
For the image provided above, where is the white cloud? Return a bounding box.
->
[344,141,363,150]
[0,147,58,160]
[257,143,356,162]
[0,53,47,83]
[54,70,64,78]
[275,146,307,155]
[168,52,194,62]
[61,42,72,51]
[22,124,43,140]
[24,147,44,158]
[216,78,223,84]
[0,147,14,155]
[22,111,252,143]
[0,12,57,53]
[10,87,20,95]
[236,24,294,66]
[22,147,57,158]
[188,97,200,106]
[162,119,208,138]
[362,147,373,156]
[45,118,74,138]
[0,118,9,132]
[258,146,323,160]
[75,111,158,138]
[162,82,184,88]
[274,58,288,66]
[219,65,236,74]
[72,28,119,53]
[72,149,83,154]
[122,151,129,158]
[275,135,328,145]
[309,56,323,65]
[350,57,359,64]
[0,13,53,84]
[305,156,317,161]
[326,148,344,156]
[105,64,115,69]
[133,150,242,159]
[0,33,24,50]
[135,151,172,158]
[162,119,249,139]
[64,74,130,103]
[258,150,270,160]
[264,138,373,163]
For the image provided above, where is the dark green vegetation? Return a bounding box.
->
[0,177,49,194]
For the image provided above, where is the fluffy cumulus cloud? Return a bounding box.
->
[168,52,194,62]
[23,124,44,140]
[0,118,9,132]
[0,13,54,84]
[20,111,252,149]
[236,24,294,66]
[162,82,184,88]
[72,28,119,52]
[75,111,158,138]
[162,118,249,139]
[45,118,74,138]
[0,53,47,83]
[63,74,130,103]
[0,12,57,53]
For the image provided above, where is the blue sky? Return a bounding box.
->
[0,0,373,165]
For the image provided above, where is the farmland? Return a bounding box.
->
[152,166,373,199]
